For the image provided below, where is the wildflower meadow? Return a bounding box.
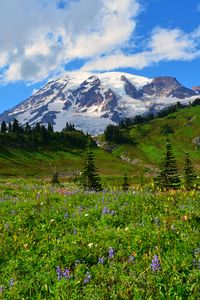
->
[0,179,200,299]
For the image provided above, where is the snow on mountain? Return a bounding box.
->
[0,71,198,135]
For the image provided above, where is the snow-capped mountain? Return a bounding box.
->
[0,72,198,135]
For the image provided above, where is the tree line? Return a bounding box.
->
[104,99,200,144]
[154,140,197,191]
[0,119,88,150]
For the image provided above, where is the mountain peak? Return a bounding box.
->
[0,72,198,135]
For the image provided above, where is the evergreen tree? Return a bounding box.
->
[8,122,12,132]
[47,123,53,132]
[24,122,32,134]
[122,173,129,191]
[154,140,181,190]
[184,152,197,190]
[51,171,60,185]
[12,118,20,133]
[1,121,7,133]
[80,139,102,191]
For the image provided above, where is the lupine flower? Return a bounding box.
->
[102,207,115,215]
[108,247,115,259]
[63,268,70,279]
[150,255,161,271]
[98,257,104,264]
[102,207,109,214]
[56,266,71,280]
[64,212,69,218]
[84,272,91,284]
[9,278,14,287]
[75,260,80,267]
[56,266,62,280]
[193,248,200,256]
[128,255,135,263]
[193,248,200,269]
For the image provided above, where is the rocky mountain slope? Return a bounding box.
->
[0,72,199,135]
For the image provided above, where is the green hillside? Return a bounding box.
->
[102,105,200,179]
[1,105,200,185]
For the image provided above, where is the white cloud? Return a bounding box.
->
[82,27,200,72]
[0,0,141,83]
[0,0,200,83]
[149,28,199,61]
[0,52,8,68]
[5,63,22,81]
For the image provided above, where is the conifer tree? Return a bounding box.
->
[122,173,129,191]
[1,121,7,133]
[8,122,12,132]
[80,139,102,191]
[154,140,181,190]
[51,171,60,185]
[184,152,197,190]
[12,118,20,133]
[47,123,53,132]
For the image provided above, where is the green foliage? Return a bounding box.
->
[160,124,174,135]
[155,140,181,190]
[184,152,197,190]
[79,140,102,191]
[0,179,200,299]
[122,173,129,191]
[51,172,60,185]
[0,119,88,151]
[0,121,7,133]
[104,124,134,144]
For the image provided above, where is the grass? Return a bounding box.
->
[0,178,200,299]
[0,147,133,180]
[106,105,200,180]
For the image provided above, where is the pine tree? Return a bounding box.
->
[80,139,102,191]
[51,172,60,185]
[154,140,181,190]
[1,121,7,133]
[8,122,12,132]
[184,152,197,190]
[47,123,53,132]
[12,118,20,133]
[122,173,129,191]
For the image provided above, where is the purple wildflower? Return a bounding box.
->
[193,248,200,269]
[128,255,135,263]
[150,255,161,271]
[64,212,69,218]
[110,210,115,215]
[56,266,71,280]
[63,268,70,279]
[98,257,104,264]
[9,278,14,287]
[75,260,80,267]
[56,266,62,280]
[84,272,91,284]
[102,207,109,214]
[0,286,4,293]
[108,247,115,259]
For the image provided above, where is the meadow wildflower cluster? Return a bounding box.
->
[0,179,200,299]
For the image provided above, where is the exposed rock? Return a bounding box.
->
[0,72,197,135]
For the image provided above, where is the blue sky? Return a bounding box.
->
[0,0,200,113]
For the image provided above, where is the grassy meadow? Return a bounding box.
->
[0,178,200,299]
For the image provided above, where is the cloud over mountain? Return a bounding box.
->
[0,0,200,84]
